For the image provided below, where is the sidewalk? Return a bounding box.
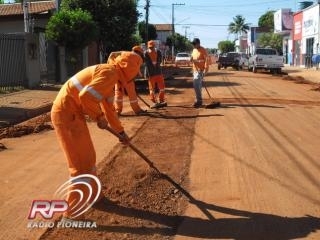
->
[282,65,320,84]
[0,89,59,127]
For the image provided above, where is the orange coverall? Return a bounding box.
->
[114,80,143,114]
[108,51,144,114]
[144,48,166,103]
[51,52,142,218]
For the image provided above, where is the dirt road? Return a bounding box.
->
[1,65,319,239]
[175,69,320,239]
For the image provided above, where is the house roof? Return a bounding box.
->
[0,1,55,16]
[154,24,172,31]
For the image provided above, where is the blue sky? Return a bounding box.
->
[138,0,299,48]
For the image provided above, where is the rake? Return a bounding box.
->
[200,71,221,108]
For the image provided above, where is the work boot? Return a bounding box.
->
[151,103,161,109]
[193,101,202,108]
[159,101,167,107]
[135,109,148,115]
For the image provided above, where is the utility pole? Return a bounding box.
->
[145,0,150,46]
[171,3,185,58]
[182,26,190,39]
[22,0,29,32]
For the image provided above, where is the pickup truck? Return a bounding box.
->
[216,52,240,70]
[248,48,284,74]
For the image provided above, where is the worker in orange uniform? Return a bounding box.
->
[110,46,147,115]
[190,38,209,108]
[144,40,167,108]
[51,51,143,219]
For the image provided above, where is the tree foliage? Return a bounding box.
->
[166,33,192,53]
[258,10,275,30]
[45,9,97,51]
[257,32,283,54]
[138,21,157,43]
[228,15,250,39]
[61,0,139,54]
[218,40,235,53]
[299,1,314,10]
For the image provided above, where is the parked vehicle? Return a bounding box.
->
[175,52,191,67]
[248,48,284,74]
[238,53,249,70]
[216,52,240,70]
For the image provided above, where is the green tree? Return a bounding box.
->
[138,21,157,43]
[45,9,97,50]
[258,10,275,30]
[299,1,314,10]
[61,0,139,57]
[257,32,283,54]
[228,15,250,39]
[166,33,192,53]
[218,40,235,53]
[257,10,283,54]
[45,9,97,76]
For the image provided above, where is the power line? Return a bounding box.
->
[176,24,229,27]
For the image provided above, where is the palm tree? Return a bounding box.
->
[228,15,250,40]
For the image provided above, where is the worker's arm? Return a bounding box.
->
[78,65,122,130]
[78,90,104,122]
[100,99,124,133]
[203,48,209,73]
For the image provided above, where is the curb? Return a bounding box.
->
[0,103,52,128]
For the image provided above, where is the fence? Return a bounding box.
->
[0,33,27,92]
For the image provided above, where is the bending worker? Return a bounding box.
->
[144,40,167,108]
[190,38,209,108]
[51,50,143,219]
[109,46,147,115]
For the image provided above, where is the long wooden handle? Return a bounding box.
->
[105,126,160,173]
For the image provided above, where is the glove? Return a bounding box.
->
[97,115,108,129]
[118,131,129,145]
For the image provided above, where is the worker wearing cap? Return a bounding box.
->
[109,46,147,115]
[144,40,167,108]
[51,51,143,219]
[190,38,209,108]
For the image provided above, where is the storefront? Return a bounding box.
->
[274,9,293,64]
[293,11,303,66]
[301,4,319,67]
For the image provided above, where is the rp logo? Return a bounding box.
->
[28,174,101,219]
[28,200,68,219]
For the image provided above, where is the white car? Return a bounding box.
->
[175,52,191,67]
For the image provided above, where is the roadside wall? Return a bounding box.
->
[0,32,40,90]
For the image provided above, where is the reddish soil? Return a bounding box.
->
[40,107,198,239]
[2,65,320,240]
[0,113,53,139]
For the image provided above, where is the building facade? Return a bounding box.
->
[277,2,320,67]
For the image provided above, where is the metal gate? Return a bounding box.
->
[0,33,27,92]
[38,32,57,84]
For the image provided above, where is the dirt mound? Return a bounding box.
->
[40,106,198,240]
[282,75,314,85]
[311,84,320,91]
[0,142,7,151]
[0,113,53,139]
